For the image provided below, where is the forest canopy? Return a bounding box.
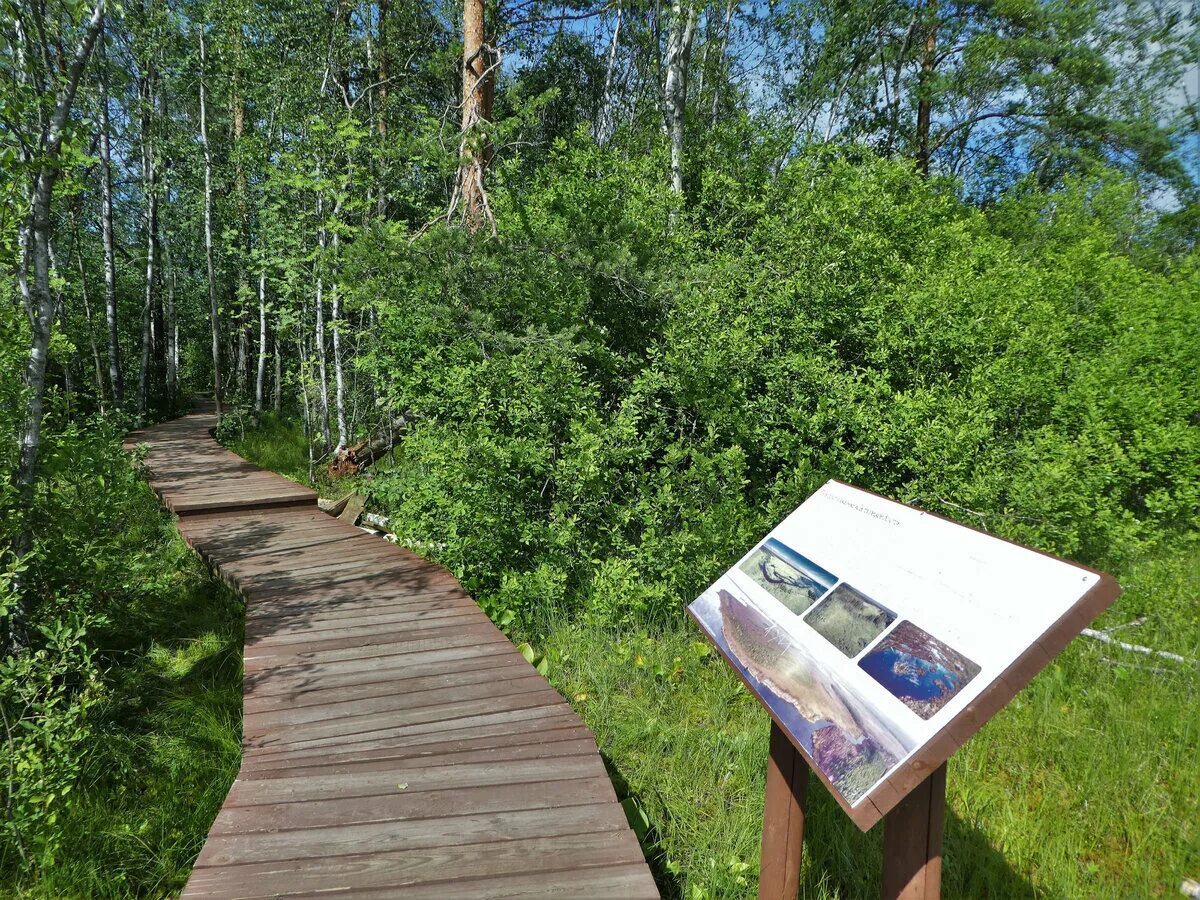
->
[1,0,1198,894]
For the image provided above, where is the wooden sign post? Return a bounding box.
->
[688,481,1121,900]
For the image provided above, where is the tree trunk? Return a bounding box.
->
[162,200,177,407]
[76,231,107,411]
[11,0,106,589]
[710,0,735,124]
[596,1,623,143]
[137,67,157,418]
[255,271,267,417]
[297,302,316,482]
[452,0,497,232]
[99,15,123,406]
[664,0,699,202]
[314,193,333,452]
[199,27,222,417]
[330,197,348,451]
[916,0,938,177]
[376,0,389,218]
[273,322,283,415]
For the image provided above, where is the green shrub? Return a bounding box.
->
[347,145,1197,633]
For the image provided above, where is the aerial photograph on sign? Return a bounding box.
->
[690,583,915,804]
[804,583,896,657]
[859,620,981,719]
[738,537,836,614]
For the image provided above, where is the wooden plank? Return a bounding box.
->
[330,864,661,899]
[192,802,634,867]
[243,693,571,750]
[242,623,506,672]
[759,720,810,900]
[882,763,946,899]
[239,708,586,768]
[183,831,645,899]
[233,734,599,781]
[245,672,553,726]
[236,724,596,776]
[222,755,609,809]
[241,641,518,698]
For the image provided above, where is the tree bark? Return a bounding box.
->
[710,0,735,123]
[162,187,178,406]
[255,270,267,417]
[314,192,332,452]
[199,26,222,417]
[137,65,158,418]
[75,227,107,412]
[916,0,938,177]
[330,195,348,451]
[99,14,123,406]
[273,322,283,415]
[597,1,623,143]
[375,0,389,217]
[12,0,106,582]
[452,0,497,232]
[664,0,699,202]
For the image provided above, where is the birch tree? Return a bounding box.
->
[664,0,699,201]
[98,14,123,406]
[7,0,106,581]
[198,25,223,417]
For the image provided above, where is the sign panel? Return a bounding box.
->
[688,481,1118,830]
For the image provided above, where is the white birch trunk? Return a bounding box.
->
[330,197,348,452]
[664,0,699,202]
[255,270,267,417]
[162,213,177,405]
[13,0,106,576]
[99,14,122,406]
[76,233,107,411]
[199,27,222,417]
[711,0,735,123]
[314,192,333,452]
[137,71,157,418]
[596,2,623,144]
[273,323,283,415]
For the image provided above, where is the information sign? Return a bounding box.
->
[688,480,1120,833]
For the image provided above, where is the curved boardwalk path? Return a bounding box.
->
[127,404,659,899]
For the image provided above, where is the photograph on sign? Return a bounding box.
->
[688,481,1101,812]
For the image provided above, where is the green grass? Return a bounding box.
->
[6,536,243,899]
[222,412,315,488]
[536,543,1200,898]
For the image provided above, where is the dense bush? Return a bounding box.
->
[352,144,1199,632]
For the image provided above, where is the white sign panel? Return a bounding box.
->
[688,481,1102,813]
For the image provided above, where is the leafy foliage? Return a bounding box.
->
[352,143,1199,637]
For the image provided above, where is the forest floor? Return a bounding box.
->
[223,417,1200,899]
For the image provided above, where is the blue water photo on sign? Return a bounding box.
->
[859,621,981,720]
[738,537,837,615]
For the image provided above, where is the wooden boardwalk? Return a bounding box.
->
[127,405,659,899]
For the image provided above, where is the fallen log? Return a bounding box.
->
[328,412,413,477]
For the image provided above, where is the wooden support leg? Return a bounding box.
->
[881,763,947,900]
[758,721,810,900]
